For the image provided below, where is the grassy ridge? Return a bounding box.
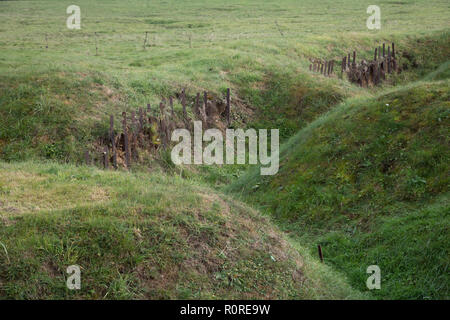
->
[0,161,364,299]
[228,78,450,299]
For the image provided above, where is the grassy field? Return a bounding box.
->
[1,0,449,161]
[0,0,449,300]
[229,78,450,299]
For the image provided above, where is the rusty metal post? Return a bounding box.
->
[387,46,391,73]
[122,112,131,168]
[318,245,324,263]
[169,96,174,116]
[139,108,144,133]
[181,88,186,119]
[84,150,91,166]
[103,146,109,169]
[203,91,208,119]
[110,115,117,169]
[226,88,231,127]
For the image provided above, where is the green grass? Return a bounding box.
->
[0,161,363,299]
[228,79,450,299]
[1,0,449,162]
[0,0,449,300]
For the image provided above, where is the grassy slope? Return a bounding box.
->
[0,161,363,299]
[1,0,449,163]
[229,78,450,299]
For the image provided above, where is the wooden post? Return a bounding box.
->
[84,150,91,166]
[109,115,117,169]
[130,111,135,132]
[352,51,356,67]
[139,108,144,133]
[318,245,324,263]
[374,47,378,61]
[387,46,391,74]
[158,111,167,148]
[376,63,380,85]
[159,100,164,114]
[159,118,165,148]
[342,56,347,72]
[112,144,117,169]
[196,92,200,115]
[103,146,109,169]
[143,31,148,50]
[160,102,166,141]
[131,133,139,161]
[324,61,328,75]
[122,112,131,168]
[377,62,381,85]
[382,43,385,57]
[347,53,351,68]
[392,42,397,71]
[320,62,324,74]
[330,60,334,75]
[203,91,208,119]
[169,96,174,116]
[109,115,115,143]
[159,100,165,115]
[371,64,375,85]
[147,103,151,113]
[226,88,231,127]
[181,88,186,119]
[378,46,381,60]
